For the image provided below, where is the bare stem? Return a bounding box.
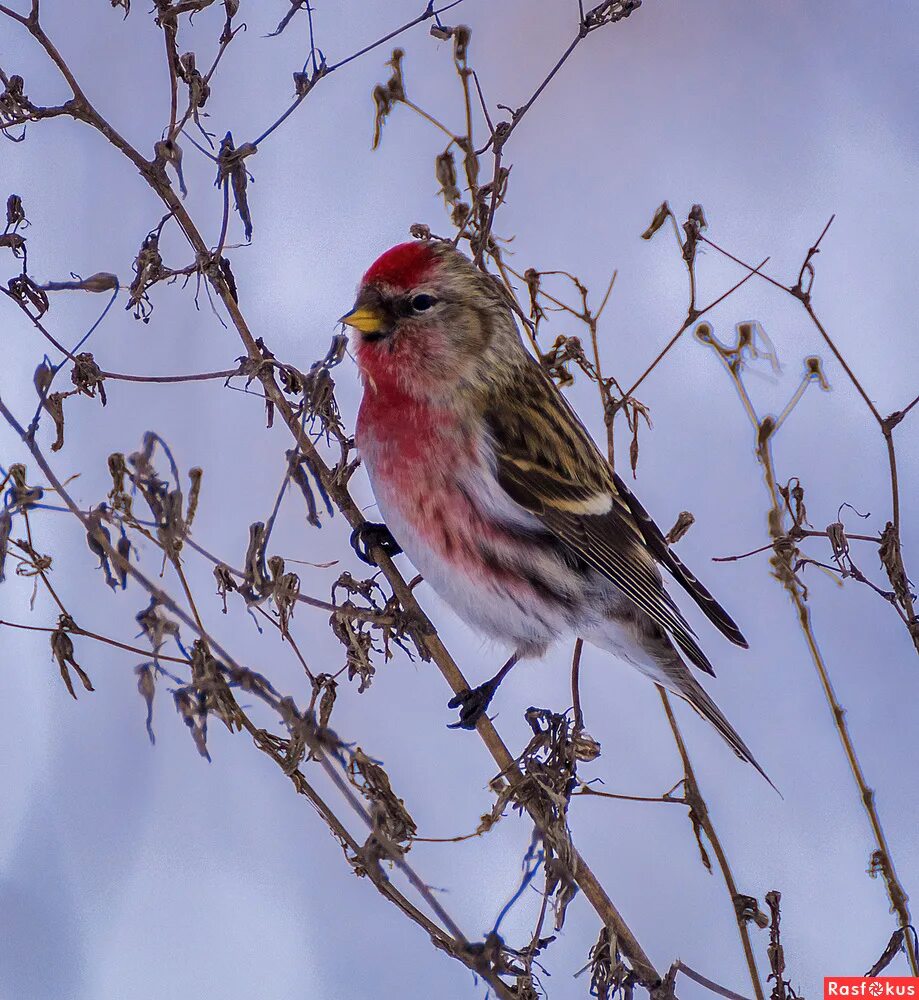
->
[697,324,919,975]
[660,689,765,1000]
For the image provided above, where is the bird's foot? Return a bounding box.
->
[447,678,500,730]
[350,521,403,566]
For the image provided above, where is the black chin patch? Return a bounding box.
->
[361,329,390,343]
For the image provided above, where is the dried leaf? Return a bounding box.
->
[107,452,132,516]
[804,355,830,390]
[583,925,629,1000]
[190,638,238,732]
[435,150,460,205]
[641,201,671,240]
[8,275,49,316]
[269,555,300,635]
[866,927,911,977]
[665,511,694,544]
[5,464,43,510]
[43,272,118,293]
[879,522,911,608]
[127,231,164,322]
[85,506,117,589]
[0,232,26,256]
[371,49,406,149]
[241,521,269,602]
[572,729,601,762]
[44,392,66,452]
[136,596,180,657]
[452,24,470,62]
[185,467,202,527]
[687,800,712,871]
[135,664,156,744]
[317,677,337,731]
[173,686,210,761]
[70,352,107,404]
[348,747,417,861]
[116,534,131,589]
[214,563,237,613]
[154,139,187,197]
[6,193,26,230]
[50,614,94,699]
[215,132,257,242]
[0,509,10,582]
[734,893,770,929]
[826,521,848,563]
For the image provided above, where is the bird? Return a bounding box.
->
[341,238,768,780]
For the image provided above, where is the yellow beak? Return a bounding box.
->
[339,304,385,335]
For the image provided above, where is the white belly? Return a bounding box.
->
[370,473,568,654]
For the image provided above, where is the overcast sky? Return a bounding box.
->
[2,2,918,998]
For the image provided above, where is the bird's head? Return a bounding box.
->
[340,240,514,399]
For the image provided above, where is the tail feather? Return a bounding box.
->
[584,613,776,791]
[677,673,779,793]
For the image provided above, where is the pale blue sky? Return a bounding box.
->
[1,2,918,997]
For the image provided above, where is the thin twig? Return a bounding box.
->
[660,690,765,1000]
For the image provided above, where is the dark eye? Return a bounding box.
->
[411,294,437,313]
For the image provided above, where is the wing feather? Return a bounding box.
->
[611,472,748,648]
[484,362,723,676]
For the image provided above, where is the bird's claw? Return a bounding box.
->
[350,521,403,566]
[447,679,499,730]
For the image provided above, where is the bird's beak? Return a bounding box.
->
[339,304,385,335]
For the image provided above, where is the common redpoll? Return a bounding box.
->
[342,240,766,779]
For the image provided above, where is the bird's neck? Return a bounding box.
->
[355,346,471,460]
[354,328,457,404]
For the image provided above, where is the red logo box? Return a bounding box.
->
[825,979,919,999]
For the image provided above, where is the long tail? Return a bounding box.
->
[677,672,779,793]
[585,615,777,790]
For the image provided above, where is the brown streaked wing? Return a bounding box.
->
[612,472,748,648]
[484,360,716,676]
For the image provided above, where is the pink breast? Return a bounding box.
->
[357,385,482,556]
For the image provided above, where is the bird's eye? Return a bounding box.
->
[410,294,437,313]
